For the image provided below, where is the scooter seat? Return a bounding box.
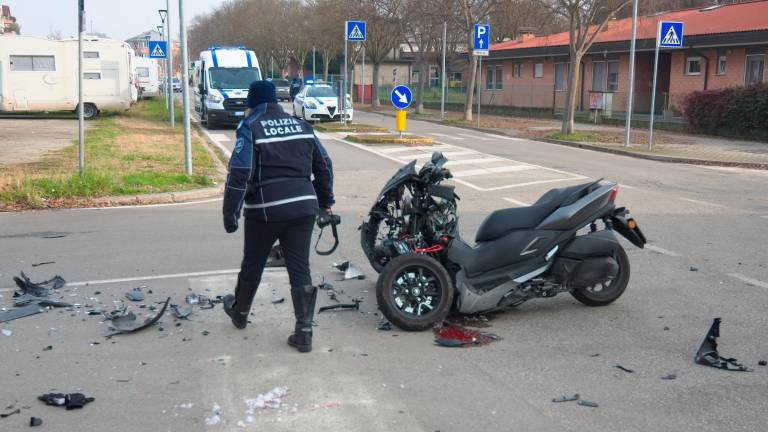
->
[475,182,596,243]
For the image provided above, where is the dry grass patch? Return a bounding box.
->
[313,122,388,133]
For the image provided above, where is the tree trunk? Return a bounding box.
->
[322,51,331,82]
[372,62,381,107]
[414,58,428,114]
[561,53,581,134]
[464,55,477,121]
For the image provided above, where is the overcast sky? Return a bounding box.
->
[4,0,229,40]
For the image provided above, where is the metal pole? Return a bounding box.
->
[78,0,85,176]
[477,56,482,128]
[623,0,638,147]
[163,27,170,110]
[166,0,174,128]
[648,23,661,151]
[312,45,316,79]
[179,0,191,175]
[441,21,447,120]
[270,56,273,79]
[361,44,365,104]
[343,34,348,125]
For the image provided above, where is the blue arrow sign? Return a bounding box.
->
[658,21,684,48]
[473,24,490,55]
[390,85,412,110]
[149,40,167,58]
[346,20,366,41]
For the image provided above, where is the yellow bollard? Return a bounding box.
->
[395,110,406,138]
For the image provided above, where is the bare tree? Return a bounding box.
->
[360,0,402,106]
[491,0,565,41]
[543,0,631,133]
[47,27,64,40]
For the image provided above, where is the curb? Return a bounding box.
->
[88,186,224,207]
[361,109,768,171]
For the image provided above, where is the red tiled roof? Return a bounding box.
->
[491,0,768,51]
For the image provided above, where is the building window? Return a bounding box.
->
[592,61,605,91]
[84,72,101,80]
[84,51,100,59]
[745,54,764,86]
[717,55,727,75]
[534,62,544,78]
[495,65,503,90]
[485,65,493,90]
[9,55,56,71]
[685,56,701,75]
[607,60,619,91]
[512,63,522,78]
[554,62,568,91]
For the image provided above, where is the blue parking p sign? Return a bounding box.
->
[473,24,490,56]
[657,21,684,48]
[149,40,167,58]
[346,21,366,41]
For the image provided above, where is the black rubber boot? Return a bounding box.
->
[287,285,317,353]
[223,277,258,329]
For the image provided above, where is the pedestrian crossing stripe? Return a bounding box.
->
[151,44,165,57]
[661,26,680,45]
[349,25,364,40]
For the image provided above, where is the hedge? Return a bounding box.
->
[682,85,768,140]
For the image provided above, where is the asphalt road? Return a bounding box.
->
[1,104,767,431]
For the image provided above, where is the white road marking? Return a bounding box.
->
[452,165,536,178]
[645,245,682,257]
[429,132,464,140]
[378,145,453,154]
[680,197,723,208]
[482,177,584,191]
[458,133,492,141]
[410,151,476,159]
[444,158,505,166]
[484,133,522,141]
[503,197,531,206]
[728,273,768,289]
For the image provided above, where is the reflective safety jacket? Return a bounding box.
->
[223,103,334,222]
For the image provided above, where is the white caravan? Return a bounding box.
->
[135,56,160,99]
[0,35,135,118]
[192,46,260,127]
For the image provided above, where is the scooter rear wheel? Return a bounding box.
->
[376,255,453,331]
[570,246,630,306]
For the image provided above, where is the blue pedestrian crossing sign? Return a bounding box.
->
[657,21,684,48]
[390,85,412,110]
[473,24,490,56]
[149,40,167,58]
[346,20,366,41]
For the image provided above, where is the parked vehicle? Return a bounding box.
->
[0,35,136,119]
[192,46,261,128]
[292,83,352,122]
[268,78,290,101]
[135,56,160,99]
[361,152,646,331]
[172,78,181,92]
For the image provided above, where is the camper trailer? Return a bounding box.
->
[193,46,260,128]
[0,35,135,118]
[135,56,161,99]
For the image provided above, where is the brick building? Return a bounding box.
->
[484,0,768,118]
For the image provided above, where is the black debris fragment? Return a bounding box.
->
[42,345,53,351]
[171,304,193,319]
[661,374,677,380]
[377,321,392,331]
[318,282,334,290]
[202,330,210,336]
[332,261,365,280]
[266,245,286,267]
[30,417,43,427]
[105,297,170,337]
[0,304,45,323]
[13,272,65,297]
[434,338,465,347]
[577,400,599,408]
[589,353,601,357]
[759,360,767,367]
[694,318,752,372]
[552,394,579,403]
[319,300,361,313]
[0,408,20,418]
[690,267,699,272]
[38,393,94,410]
[31,261,55,267]
[125,287,145,302]
[614,365,634,373]
[271,297,285,304]
[13,294,71,308]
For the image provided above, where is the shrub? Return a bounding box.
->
[682,85,768,140]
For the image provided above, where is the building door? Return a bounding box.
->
[745,54,764,86]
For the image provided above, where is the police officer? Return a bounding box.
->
[289,78,302,101]
[222,80,334,354]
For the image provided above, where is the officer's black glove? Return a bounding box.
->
[223,213,239,233]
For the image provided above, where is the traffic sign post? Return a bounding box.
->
[149,40,168,58]
[343,20,366,125]
[473,24,490,127]
[391,85,412,138]
[648,21,683,150]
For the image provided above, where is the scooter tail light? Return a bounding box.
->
[608,185,619,202]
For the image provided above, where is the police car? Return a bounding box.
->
[292,83,353,122]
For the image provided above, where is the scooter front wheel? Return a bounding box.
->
[376,255,453,331]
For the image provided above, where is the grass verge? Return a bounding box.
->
[313,122,388,133]
[545,131,603,142]
[0,98,220,209]
[345,134,434,146]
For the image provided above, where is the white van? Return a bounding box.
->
[135,56,160,99]
[0,35,135,118]
[192,46,260,128]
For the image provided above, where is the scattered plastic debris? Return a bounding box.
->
[125,287,145,302]
[433,324,500,348]
[13,272,65,297]
[445,313,491,328]
[1,329,11,336]
[202,330,210,336]
[204,403,222,426]
[271,297,285,304]
[552,394,579,403]
[759,360,767,367]
[0,304,45,323]
[690,267,699,272]
[13,294,71,308]
[319,300,361,313]
[31,262,55,268]
[614,365,634,373]
[577,400,599,408]
[377,321,392,331]
[332,261,365,280]
[105,297,170,337]
[318,282,334,290]
[0,408,20,418]
[245,387,288,412]
[694,318,752,372]
[185,292,218,309]
[171,304,193,319]
[661,374,677,380]
[42,345,53,351]
[29,416,43,427]
[38,392,95,410]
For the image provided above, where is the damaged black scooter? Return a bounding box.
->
[361,152,646,331]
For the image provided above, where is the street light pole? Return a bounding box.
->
[157,25,167,109]
[623,0,638,147]
[441,21,447,120]
[179,0,192,175]
[77,0,85,176]
[312,45,316,79]
[166,0,174,127]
